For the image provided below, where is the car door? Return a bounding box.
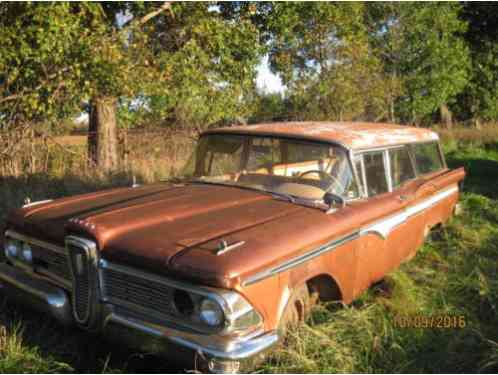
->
[352,149,394,293]
[352,146,423,295]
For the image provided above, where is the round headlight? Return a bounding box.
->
[199,298,224,327]
[21,242,33,263]
[5,239,20,258]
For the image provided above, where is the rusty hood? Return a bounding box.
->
[7,183,313,287]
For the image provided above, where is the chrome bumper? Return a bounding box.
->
[0,262,278,367]
[0,263,72,325]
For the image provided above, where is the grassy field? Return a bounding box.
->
[0,131,497,373]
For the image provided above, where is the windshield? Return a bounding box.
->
[181,134,359,202]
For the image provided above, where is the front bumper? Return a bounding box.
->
[0,262,278,371]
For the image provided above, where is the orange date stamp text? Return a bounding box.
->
[393,314,466,329]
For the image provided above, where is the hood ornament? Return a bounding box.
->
[22,197,53,208]
[216,240,245,256]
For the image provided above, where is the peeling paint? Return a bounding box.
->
[205,122,439,150]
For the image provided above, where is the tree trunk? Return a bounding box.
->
[440,103,453,129]
[88,97,118,172]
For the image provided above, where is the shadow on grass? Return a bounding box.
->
[0,295,182,373]
[446,157,498,200]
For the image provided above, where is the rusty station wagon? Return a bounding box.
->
[1,122,465,373]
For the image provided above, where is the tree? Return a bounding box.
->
[457,3,498,124]
[0,2,263,172]
[365,3,470,126]
[134,2,263,131]
[260,2,387,122]
[0,2,171,171]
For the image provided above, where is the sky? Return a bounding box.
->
[255,55,286,94]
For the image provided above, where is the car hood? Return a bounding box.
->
[8,183,316,287]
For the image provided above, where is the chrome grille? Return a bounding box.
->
[32,244,71,281]
[101,267,175,316]
[67,243,91,323]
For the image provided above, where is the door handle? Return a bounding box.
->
[397,194,411,202]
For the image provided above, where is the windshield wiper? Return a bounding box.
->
[189,180,297,203]
[266,190,296,203]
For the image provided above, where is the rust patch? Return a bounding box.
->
[204,121,439,150]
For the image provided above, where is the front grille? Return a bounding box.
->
[32,245,71,281]
[67,244,91,323]
[101,267,175,316]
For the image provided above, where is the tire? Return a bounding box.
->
[278,284,311,336]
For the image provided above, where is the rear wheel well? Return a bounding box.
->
[306,274,342,304]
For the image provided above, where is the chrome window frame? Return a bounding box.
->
[353,154,368,198]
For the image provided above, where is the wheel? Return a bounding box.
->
[278,284,311,335]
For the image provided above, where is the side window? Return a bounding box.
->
[363,151,389,196]
[411,142,443,175]
[389,147,416,188]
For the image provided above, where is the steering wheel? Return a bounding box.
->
[297,170,343,192]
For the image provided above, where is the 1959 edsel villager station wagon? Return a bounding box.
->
[1,122,464,373]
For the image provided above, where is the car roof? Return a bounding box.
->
[203,121,439,151]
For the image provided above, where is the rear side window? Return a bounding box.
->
[411,142,443,175]
[389,147,416,188]
[363,151,389,196]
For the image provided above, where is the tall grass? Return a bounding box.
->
[0,126,497,372]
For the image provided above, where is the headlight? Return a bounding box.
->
[21,242,33,263]
[199,298,224,327]
[5,239,20,258]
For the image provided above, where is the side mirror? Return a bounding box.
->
[323,192,346,208]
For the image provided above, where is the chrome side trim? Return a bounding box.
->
[361,185,458,239]
[242,185,459,286]
[242,231,359,287]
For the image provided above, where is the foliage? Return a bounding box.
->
[0,2,263,132]
[456,4,498,122]
[263,2,388,121]
[364,3,470,124]
[137,3,262,129]
[249,91,288,123]
[1,2,497,129]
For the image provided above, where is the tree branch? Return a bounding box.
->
[121,2,173,30]
[138,2,172,25]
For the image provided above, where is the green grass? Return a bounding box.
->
[262,141,498,373]
[0,139,497,373]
